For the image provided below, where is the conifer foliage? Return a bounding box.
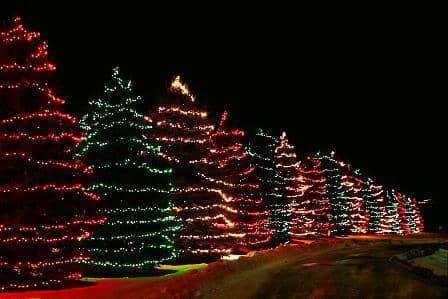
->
[148,76,219,261]
[78,67,179,275]
[0,18,101,290]
[300,156,332,237]
[248,129,285,246]
[201,112,271,253]
[316,152,350,235]
[274,132,310,242]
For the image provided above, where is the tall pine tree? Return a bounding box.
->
[384,189,402,234]
[199,112,271,253]
[0,17,101,290]
[363,178,388,234]
[396,192,411,235]
[148,76,220,261]
[412,197,424,233]
[316,151,350,235]
[342,169,367,234]
[301,156,331,237]
[247,128,285,246]
[275,132,313,242]
[78,67,179,276]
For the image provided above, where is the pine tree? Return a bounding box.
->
[275,132,313,242]
[396,192,411,235]
[301,156,331,237]
[342,169,367,234]
[148,76,220,261]
[200,112,271,253]
[0,17,101,290]
[78,67,179,276]
[316,151,350,235]
[247,128,285,246]
[384,189,402,234]
[406,196,418,234]
[412,197,424,233]
[404,195,423,234]
[363,178,388,234]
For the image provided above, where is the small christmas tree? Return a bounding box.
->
[0,17,101,290]
[78,67,179,276]
[247,128,285,246]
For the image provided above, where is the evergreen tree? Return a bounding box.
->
[199,112,271,253]
[342,169,367,234]
[363,178,388,233]
[275,132,313,242]
[247,128,285,246]
[78,67,179,276]
[412,197,424,233]
[316,151,350,235]
[148,76,219,261]
[404,195,423,234]
[384,189,402,234]
[396,192,411,235]
[0,17,101,290]
[301,156,331,237]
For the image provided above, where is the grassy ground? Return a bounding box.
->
[412,248,448,276]
[1,233,447,299]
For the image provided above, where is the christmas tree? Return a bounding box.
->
[247,128,286,246]
[301,156,331,237]
[406,196,418,234]
[199,112,271,253]
[412,197,424,233]
[404,195,423,234]
[363,178,388,234]
[384,189,402,234]
[396,192,411,235]
[316,151,350,235]
[275,132,313,242]
[341,169,367,234]
[148,76,221,261]
[78,67,179,276]
[0,17,101,290]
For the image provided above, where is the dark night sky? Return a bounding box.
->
[1,2,445,228]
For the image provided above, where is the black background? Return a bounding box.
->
[1,2,445,230]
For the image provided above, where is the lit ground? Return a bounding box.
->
[1,234,447,299]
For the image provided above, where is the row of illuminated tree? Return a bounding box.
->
[250,131,424,246]
[0,17,423,291]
